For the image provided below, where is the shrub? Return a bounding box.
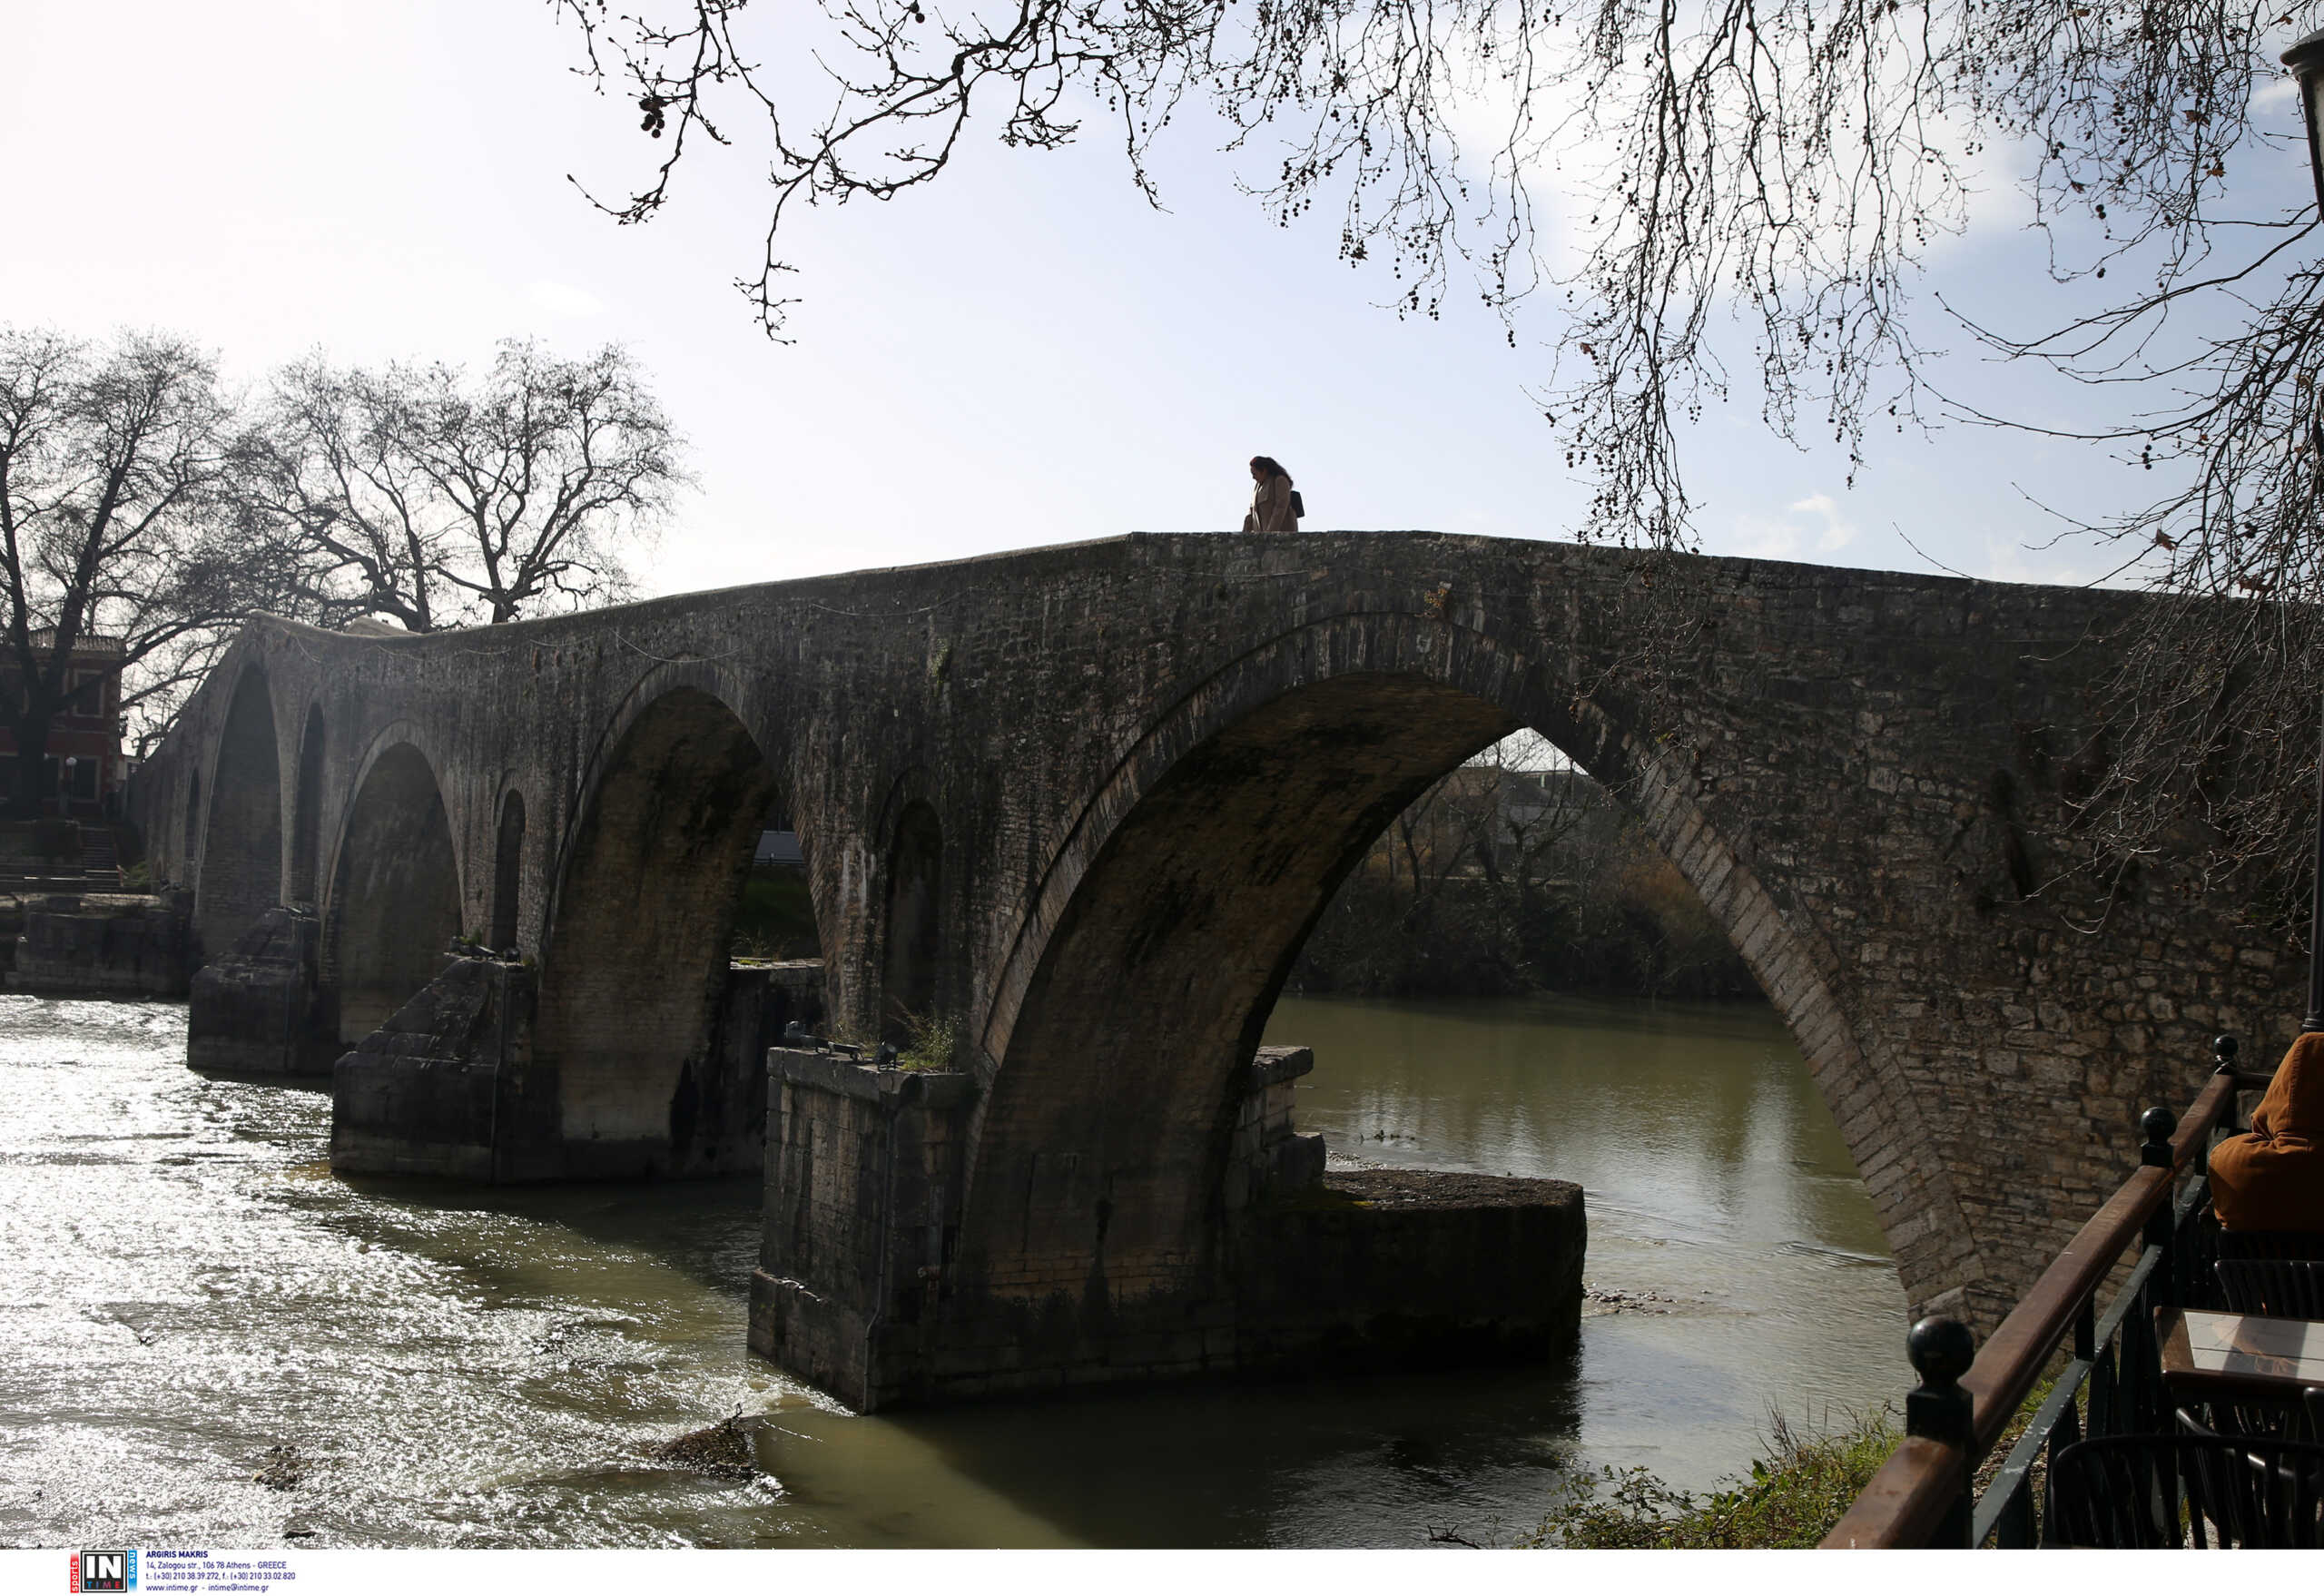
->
[896,1008,962,1072]
[1521,1408,1898,1550]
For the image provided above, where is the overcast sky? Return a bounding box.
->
[8,1,2313,599]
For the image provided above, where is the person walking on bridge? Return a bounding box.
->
[1243,456,1303,532]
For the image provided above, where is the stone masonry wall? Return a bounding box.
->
[135,534,2310,1341]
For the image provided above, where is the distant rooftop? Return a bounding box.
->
[25,629,124,655]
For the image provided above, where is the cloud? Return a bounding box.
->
[1789,491,1858,553]
[1718,489,1859,561]
[525,280,607,318]
[1726,514,1802,561]
[1974,532,2143,590]
[2255,74,2300,113]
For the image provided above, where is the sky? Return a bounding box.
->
[5,0,2316,599]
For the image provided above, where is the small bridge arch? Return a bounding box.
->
[533,682,786,1177]
[192,661,285,959]
[323,734,463,1042]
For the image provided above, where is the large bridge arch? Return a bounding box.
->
[192,662,285,959]
[534,683,786,1178]
[323,735,464,1042]
[957,610,1979,1340]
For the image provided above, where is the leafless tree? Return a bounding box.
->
[552,0,2324,928]
[245,340,686,629]
[0,329,288,820]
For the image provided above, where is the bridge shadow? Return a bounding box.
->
[326,1168,763,1304]
[763,1349,1588,1548]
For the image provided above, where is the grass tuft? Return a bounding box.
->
[1520,1407,1898,1549]
[895,1008,963,1071]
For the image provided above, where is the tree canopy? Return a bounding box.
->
[0,329,281,816]
[243,340,685,632]
[553,0,2324,929]
[0,328,683,820]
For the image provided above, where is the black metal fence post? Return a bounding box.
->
[2213,1035,2240,1126]
[2141,1107,2177,1254]
[2128,1107,2180,1433]
[1905,1315,1976,1547]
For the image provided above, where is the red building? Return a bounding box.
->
[0,632,127,818]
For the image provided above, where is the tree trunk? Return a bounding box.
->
[5,712,52,821]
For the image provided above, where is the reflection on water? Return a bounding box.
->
[1268,992,1910,1500]
[1,990,1905,1549]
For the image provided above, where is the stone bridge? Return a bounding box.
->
[133,532,2299,1403]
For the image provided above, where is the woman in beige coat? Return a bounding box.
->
[1242,456,1301,532]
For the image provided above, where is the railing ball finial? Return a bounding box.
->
[1906,1315,1974,1390]
[2140,1106,2177,1167]
[2213,1034,2240,1074]
[1903,1314,1976,1546]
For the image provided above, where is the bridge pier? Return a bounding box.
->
[752,1042,1586,1411]
[751,1047,977,1409]
[185,907,338,1075]
[330,954,554,1180]
[326,954,826,1181]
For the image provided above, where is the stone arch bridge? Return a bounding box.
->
[133,532,2295,1403]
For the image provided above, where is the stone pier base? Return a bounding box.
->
[1236,1169,1587,1374]
[330,954,548,1180]
[750,1042,1586,1411]
[9,891,193,998]
[328,956,825,1181]
[750,1047,973,1408]
[186,906,334,1072]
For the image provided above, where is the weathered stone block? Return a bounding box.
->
[1235,1170,1586,1374]
[330,955,544,1179]
[1223,1045,1320,1211]
[8,891,192,998]
[752,1044,976,1409]
[186,905,329,1069]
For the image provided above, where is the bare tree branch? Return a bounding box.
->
[243,339,687,630]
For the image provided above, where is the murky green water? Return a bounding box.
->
[0,990,1905,1549]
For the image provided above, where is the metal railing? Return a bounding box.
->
[1822,1036,2280,1548]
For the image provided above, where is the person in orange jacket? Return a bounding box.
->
[2211,1030,2324,1232]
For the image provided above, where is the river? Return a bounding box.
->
[0,990,1905,1550]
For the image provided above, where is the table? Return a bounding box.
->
[2156,1307,2324,1404]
